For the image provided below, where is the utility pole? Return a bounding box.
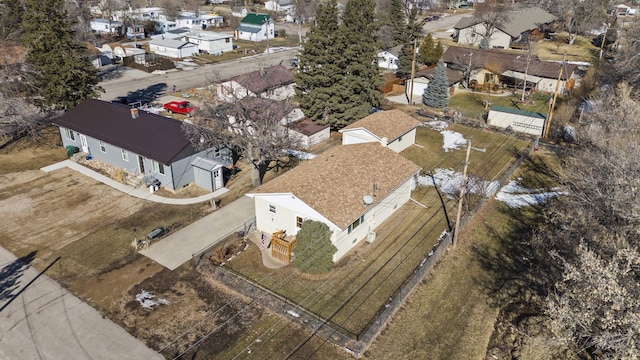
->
[264,18,270,56]
[453,140,471,248]
[467,52,473,88]
[521,43,532,102]
[409,38,418,106]
[543,52,567,138]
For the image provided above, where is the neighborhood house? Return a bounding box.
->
[247,142,422,261]
[377,45,401,71]
[236,13,274,41]
[216,65,295,102]
[148,38,198,58]
[453,7,557,49]
[54,99,232,192]
[339,109,421,153]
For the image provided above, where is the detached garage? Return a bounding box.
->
[487,106,546,136]
[191,157,224,192]
[148,38,198,59]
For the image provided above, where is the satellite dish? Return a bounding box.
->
[363,195,374,206]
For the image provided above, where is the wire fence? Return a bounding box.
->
[191,218,256,267]
[192,136,539,358]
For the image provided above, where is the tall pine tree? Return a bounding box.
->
[423,61,449,109]
[396,8,422,78]
[419,33,436,66]
[0,0,24,39]
[294,0,342,124]
[388,0,406,46]
[329,0,382,128]
[21,0,101,112]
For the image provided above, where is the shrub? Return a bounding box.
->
[294,220,336,274]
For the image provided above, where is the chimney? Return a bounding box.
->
[381,137,388,147]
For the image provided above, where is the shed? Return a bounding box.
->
[487,106,546,136]
[191,157,225,192]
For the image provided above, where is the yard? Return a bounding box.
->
[0,126,345,359]
[447,91,554,121]
[206,122,532,356]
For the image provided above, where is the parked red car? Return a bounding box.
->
[163,101,196,115]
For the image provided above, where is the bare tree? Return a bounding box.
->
[473,1,511,46]
[183,71,302,187]
[554,0,610,45]
[160,0,181,20]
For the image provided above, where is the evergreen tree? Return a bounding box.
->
[396,8,422,78]
[434,40,444,62]
[294,220,336,274]
[0,0,25,39]
[21,0,101,112]
[479,35,490,50]
[388,0,406,46]
[423,61,449,109]
[419,33,436,66]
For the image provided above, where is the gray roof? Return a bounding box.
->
[236,25,261,33]
[54,99,193,164]
[149,38,197,48]
[454,7,556,37]
[191,157,224,171]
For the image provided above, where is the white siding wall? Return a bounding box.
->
[457,25,511,48]
[386,128,416,153]
[405,78,429,103]
[331,178,414,261]
[259,83,295,101]
[341,130,377,145]
[487,110,545,136]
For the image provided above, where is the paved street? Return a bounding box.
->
[99,48,299,101]
[0,246,163,360]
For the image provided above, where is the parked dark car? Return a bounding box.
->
[147,226,166,240]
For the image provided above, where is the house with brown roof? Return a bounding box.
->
[453,7,557,49]
[442,46,577,93]
[405,66,465,101]
[339,109,421,153]
[54,99,232,192]
[246,142,421,261]
[286,117,330,149]
[216,65,295,102]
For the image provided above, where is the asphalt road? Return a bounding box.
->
[99,48,300,102]
[423,12,470,39]
[0,246,163,360]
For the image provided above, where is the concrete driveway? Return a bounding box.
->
[0,247,163,360]
[139,195,255,270]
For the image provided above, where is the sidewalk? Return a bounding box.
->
[0,246,163,360]
[41,160,228,205]
[139,195,255,270]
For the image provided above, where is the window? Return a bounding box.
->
[121,149,129,161]
[296,216,303,228]
[225,38,230,43]
[347,215,365,234]
[471,32,476,38]
[269,204,276,213]
[64,128,75,141]
[214,148,220,158]
[99,141,106,153]
[152,160,165,175]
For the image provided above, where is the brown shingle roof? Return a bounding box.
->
[442,46,576,81]
[228,65,294,94]
[287,117,329,136]
[251,142,421,229]
[53,99,193,164]
[340,109,421,142]
[415,66,465,87]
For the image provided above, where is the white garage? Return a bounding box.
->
[487,106,546,136]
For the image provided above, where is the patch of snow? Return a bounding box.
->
[284,149,316,160]
[415,168,499,198]
[441,130,467,152]
[495,179,567,208]
[135,290,170,309]
[287,310,300,317]
[426,120,449,131]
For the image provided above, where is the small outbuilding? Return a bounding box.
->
[487,106,546,136]
[148,38,198,58]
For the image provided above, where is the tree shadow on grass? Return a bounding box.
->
[0,251,36,303]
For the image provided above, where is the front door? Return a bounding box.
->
[79,134,89,153]
[138,155,145,174]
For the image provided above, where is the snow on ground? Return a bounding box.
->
[426,120,449,131]
[285,149,316,160]
[495,179,567,208]
[442,130,467,152]
[135,290,170,309]
[414,168,500,198]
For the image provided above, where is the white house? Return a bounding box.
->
[148,38,198,58]
[183,31,233,54]
[339,109,421,153]
[231,6,249,18]
[247,142,422,261]
[454,7,557,49]
[175,15,204,30]
[200,14,225,28]
[286,118,330,149]
[90,19,123,35]
[487,106,546,136]
[378,45,401,70]
[236,13,274,41]
[216,65,294,102]
[265,0,296,14]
